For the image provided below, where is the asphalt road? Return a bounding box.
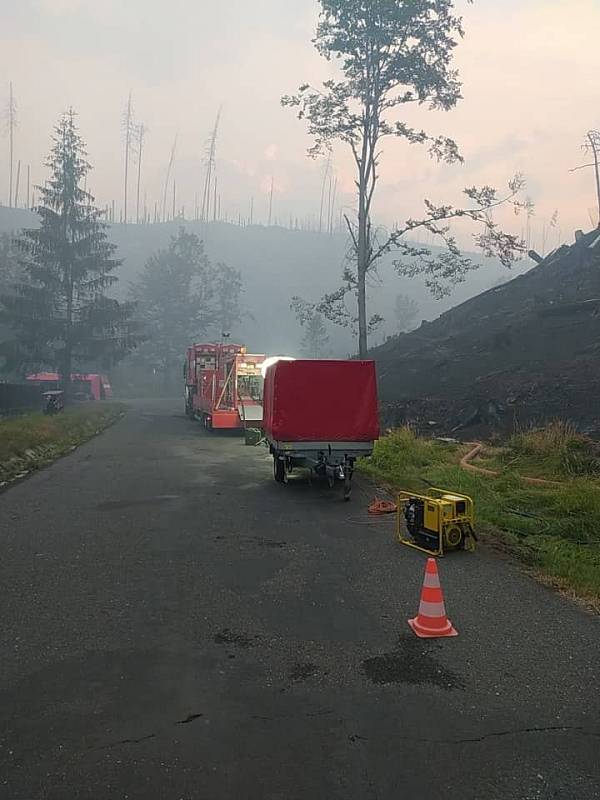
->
[1,399,599,800]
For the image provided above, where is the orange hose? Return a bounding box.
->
[460,443,563,487]
[368,498,398,515]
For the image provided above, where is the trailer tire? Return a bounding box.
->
[274,456,285,484]
[343,461,354,501]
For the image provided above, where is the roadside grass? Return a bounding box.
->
[477,420,600,482]
[359,426,600,605]
[0,403,126,484]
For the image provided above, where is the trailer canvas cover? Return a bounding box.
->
[263,360,379,443]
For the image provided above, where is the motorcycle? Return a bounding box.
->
[43,391,65,415]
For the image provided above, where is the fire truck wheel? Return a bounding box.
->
[203,414,213,431]
[274,456,285,483]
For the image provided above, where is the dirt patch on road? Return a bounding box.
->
[214,628,258,648]
[362,634,463,689]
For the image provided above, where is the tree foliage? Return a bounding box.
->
[0,109,137,385]
[130,227,242,380]
[291,297,330,357]
[283,0,525,356]
[394,293,420,333]
[0,234,20,294]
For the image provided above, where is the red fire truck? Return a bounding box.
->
[184,343,266,430]
[26,372,113,401]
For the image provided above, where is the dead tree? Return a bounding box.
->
[135,123,147,224]
[570,131,600,229]
[3,82,17,207]
[201,108,222,223]
[162,134,178,223]
[329,176,338,234]
[268,176,274,226]
[318,151,332,233]
[14,159,20,207]
[122,92,135,224]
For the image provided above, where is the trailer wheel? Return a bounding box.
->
[343,460,354,501]
[274,456,286,484]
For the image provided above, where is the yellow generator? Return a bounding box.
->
[398,488,476,556]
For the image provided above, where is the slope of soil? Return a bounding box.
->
[374,230,600,435]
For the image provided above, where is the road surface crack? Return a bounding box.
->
[95,712,204,751]
[411,725,600,744]
[176,713,203,725]
[96,733,156,750]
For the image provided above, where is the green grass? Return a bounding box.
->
[0,403,126,483]
[478,421,600,481]
[360,426,600,604]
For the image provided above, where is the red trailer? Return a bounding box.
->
[263,359,379,499]
[184,343,266,430]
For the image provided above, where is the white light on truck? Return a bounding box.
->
[260,356,295,379]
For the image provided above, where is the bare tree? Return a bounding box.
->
[13,159,20,207]
[268,176,274,226]
[162,134,178,223]
[201,108,221,223]
[570,131,600,229]
[122,92,135,224]
[318,151,332,232]
[135,123,147,225]
[2,82,17,207]
[283,1,525,356]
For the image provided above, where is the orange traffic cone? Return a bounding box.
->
[408,558,458,638]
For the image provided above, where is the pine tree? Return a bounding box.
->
[1,109,137,391]
[214,262,243,334]
[291,298,330,358]
[301,311,330,358]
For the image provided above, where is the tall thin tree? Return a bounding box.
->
[122,92,135,224]
[201,108,222,223]
[318,151,332,232]
[3,82,17,207]
[268,176,274,226]
[135,123,147,225]
[14,159,20,207]
[284,0,524,356]
[162,134,178,223]
[570,131,600,229]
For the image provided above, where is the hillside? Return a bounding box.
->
[0,207,527,359]
[373,229,600,434]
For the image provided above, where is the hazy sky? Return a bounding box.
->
[2,0,600,251]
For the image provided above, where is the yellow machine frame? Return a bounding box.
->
[397,487,476,557]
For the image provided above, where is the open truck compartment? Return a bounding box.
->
[263,359,379,499]
[184,343,265,430]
